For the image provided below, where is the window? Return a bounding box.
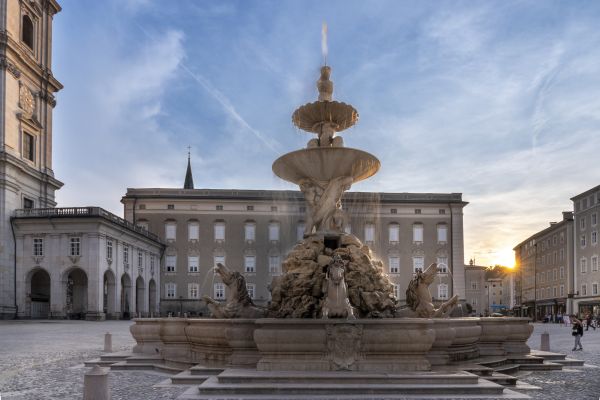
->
[139,204,146,210]
[247,205,254,211]
[167,204,174,210]
[581,234,586,247]
[137,221,149,231]
[214,283,225,299]
[165,222,176,240]
[106,240,113,260]
[271,206,278,212]
[560,285,565,297]
[437,224,448,243]
[438,284,448,300]
[344,225,352,235]
[471,281,478,290]
[33,238,43,257]
[23,198,34,209]
[388,224,399,243]
[23,133,35,162]
[123,246,129,265]
[21,15,34,49]
[581,218,586,230]
[592,256,598,272]
[138,250,143,268]
[214,222,225,241]
[166,283,176,298]
[165,255,176,272]
[593,213,598,226]
[413,224,423,243]
[393,284,400,299]
[559,248,564,261]
[269,222,280,241]
[415,209,422,214]
[413,256,424,273]
[70,238,80,256]
[592,231,598,245]
[390,208,397,214]
[214,255,225,267]
[593,283,599,296]
[299,206,306,213]
[559,266,565,279]
[269,255,281,275]
[582,284,587,296]
[245,223,256,241]
[364,223,375,243]
[188,222,199,240]
[439,209,446,215]
[296,223,305,241]
[216,205,223,211]
[581,258,588,273]
[553,287,557,297]
[188,256,199,273]
[437,257,448,273]
[472,298,477,306]
[389,256,400,274]
[553,269,557,281]
[246,283,256,299]
[560,232,565,244]
[244,256,256,273]
[150,255,155,274]
[188,283,199,299]
[553,235,557,246]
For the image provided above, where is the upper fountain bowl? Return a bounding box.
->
[292,101,358,133]
[272,147,380,185]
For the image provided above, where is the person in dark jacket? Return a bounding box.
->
[585,313,596,331]
[572,316,584,351]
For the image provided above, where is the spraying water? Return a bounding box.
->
[322,22,328,65]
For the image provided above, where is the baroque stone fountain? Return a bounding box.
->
[127,63,535,381]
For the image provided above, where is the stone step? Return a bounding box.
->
[507,355,544,365]
[98,352,131,363]
[484,372,518,386]
[125,355,163,364]
[553,358,585,367]
[171,370,209,385]
[494,364,520,375]
[478,358,509,368]
[215,369,479,385]
[517,361,562,371]
[110,361,156,371]
[190,365,225,376]
[197,376,507,396]
[530,350,567,360]
[84,358,117,367]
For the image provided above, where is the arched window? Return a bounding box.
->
[22,15,34,49]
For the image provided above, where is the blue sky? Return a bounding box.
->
[52,1,600,266]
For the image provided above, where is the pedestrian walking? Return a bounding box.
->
[564,314,570,327]
[572,316,584,351]
[585,313,596,331]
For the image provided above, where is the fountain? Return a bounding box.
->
[122,48,542,398]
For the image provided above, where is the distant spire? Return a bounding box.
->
[184,147,194,189]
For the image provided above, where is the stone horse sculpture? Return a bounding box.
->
[321,255,356,319]
[299,176,353,236]
[202,263,265,318]
[395,263,459,318]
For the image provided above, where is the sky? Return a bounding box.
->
[52,1,600,268]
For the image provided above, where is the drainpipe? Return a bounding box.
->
[10,217,18,319]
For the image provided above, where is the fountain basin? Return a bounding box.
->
[426,319,457,366]
[131,318,163,354]
[272,147,380,185]
[159,318,191,367]
[254,319,435,372]
[292,100,358,133]
[477,317,510,356]
[446,318,481,362]
[502,317,534,354]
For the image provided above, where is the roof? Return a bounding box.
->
[570,184,600,201]
[122,188,468,205]
[12,207,163,244]
[512,213,573,250]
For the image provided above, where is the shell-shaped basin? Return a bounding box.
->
[272,147,380,185]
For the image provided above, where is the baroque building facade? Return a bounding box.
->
[122,181,467,316]
[572,185,600,316]
[0,0,63,318]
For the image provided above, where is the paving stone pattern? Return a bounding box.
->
[0,320,599,399]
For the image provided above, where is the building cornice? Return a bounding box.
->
[122,188,467,206]
[512,216,573,251]
[571,185,600,202]
[0,151,63,190]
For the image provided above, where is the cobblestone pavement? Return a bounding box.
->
[0,320,185,400]
[1,320,599,400]
[524,322,600,400]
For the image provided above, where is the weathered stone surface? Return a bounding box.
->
[269,234,397,318]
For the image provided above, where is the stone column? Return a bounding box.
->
[83,365,110,400]
[451,204,466,301]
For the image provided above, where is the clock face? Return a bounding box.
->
[20,85,35,117]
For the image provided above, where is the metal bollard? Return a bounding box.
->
[104,332,112,353]
[540,331,550,351]
[83,365,110,400]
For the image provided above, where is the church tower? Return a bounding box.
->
[0,0,63,318]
